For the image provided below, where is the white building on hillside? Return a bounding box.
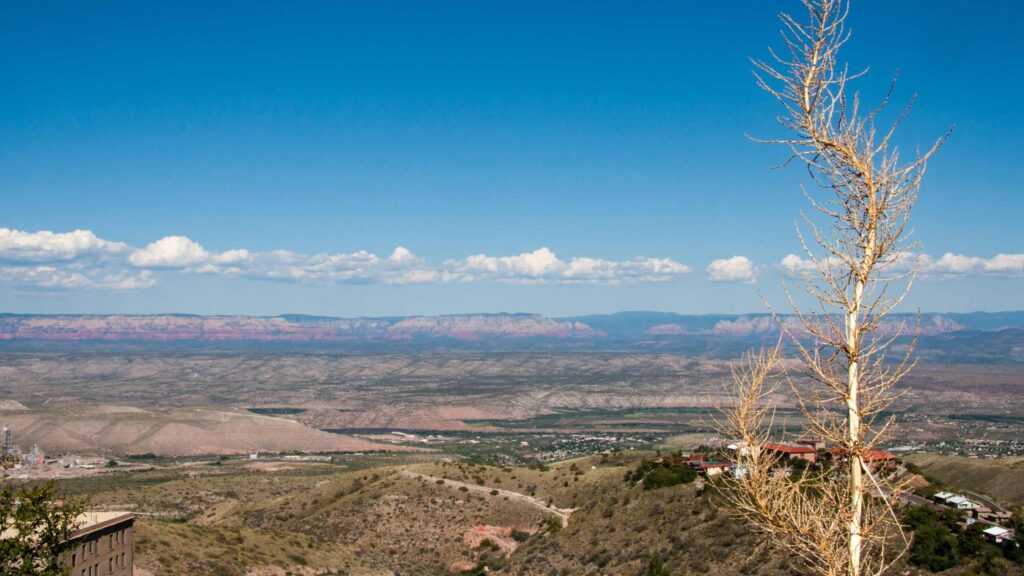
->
[983,526,1013,544]
[945,496,978,510]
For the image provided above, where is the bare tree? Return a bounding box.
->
[718,1,949,576]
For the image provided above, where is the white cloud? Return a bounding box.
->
[388,246,416,264]
[928,253,984,274]
[0,265,155,292]
[129,236,211,268]
[779,251,1024,278]
[927,252,1024,277]
[188,245,438,285]
[778,254,845,276]
[984,253,1024,274]
[216,249,252,265]
[706,256,756,283]
[3,227,1019,294]
[0,228,128,262]
[443,247,691,284]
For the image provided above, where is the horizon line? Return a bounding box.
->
[2,309,1021,319]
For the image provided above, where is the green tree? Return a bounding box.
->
[0,482,84,576]
[642,463,696,490]
[903,506,961,572]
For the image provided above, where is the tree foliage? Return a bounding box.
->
[0,482,83,576]
[903,505,1023,574]
[626,459,697,490]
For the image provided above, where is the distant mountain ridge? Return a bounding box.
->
[0,312,600,342]
[1,311,1021,362]
[566,310,1024,336]
[1,310,1021,341]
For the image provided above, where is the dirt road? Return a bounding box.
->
[399,470,573,527]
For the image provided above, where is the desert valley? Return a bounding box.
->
[2,312,1023,574]
[4,1,1024,575]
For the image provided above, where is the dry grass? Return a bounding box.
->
[905,453,1024,506]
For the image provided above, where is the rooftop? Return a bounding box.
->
[1,511,132,541]
[946,496,976,507]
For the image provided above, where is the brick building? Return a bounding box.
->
[63,512,134,576]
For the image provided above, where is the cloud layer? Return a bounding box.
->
[779,252,1024,278]
[0,228,692,291]
[1,227,1019,293]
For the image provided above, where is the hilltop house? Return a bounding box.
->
[946,496,979,511]
[699,462,732,477]
[982,526,1014,545]
[934,492,982,511]
[828,447,897,471]
[762,442,817,464]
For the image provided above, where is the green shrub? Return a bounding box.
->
[642,463,697,490]
[646,555,671,576]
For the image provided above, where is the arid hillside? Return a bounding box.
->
[0,406,407,456]
[906,453,1024,506]
[61,453,1023,576]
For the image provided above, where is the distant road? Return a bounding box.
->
[962,490,1007,513]
[400,470,573,527]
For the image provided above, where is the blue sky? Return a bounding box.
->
[1,1,1021,316]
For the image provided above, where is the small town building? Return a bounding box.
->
[861,449,898,470]
[3,511,133,576]
[982,526,1013,545]
[983,510,1013,523]
[945,496,979,511]
[828,447,897,471]
[699,462,731,477]
[762,442,817,463]
[62,512,134,576]
[796,438,826,451]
